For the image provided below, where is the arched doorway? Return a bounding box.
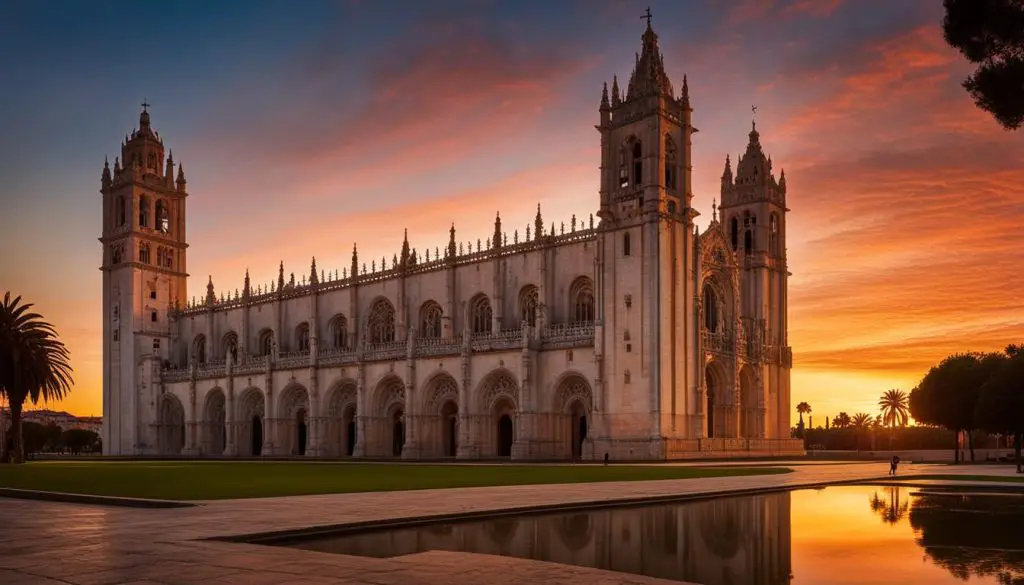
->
[440,400,458,457]
[236,387,265,457]
[158,394,185,456]
[342,404,356,457]
[278,384,310,456]
[203,389,226,456]
[296,408,307,456]
[570,401,588,460]
[391,408,405,456]
[251,415,263,456]
[498,414,514,457]
[346,419,356,456]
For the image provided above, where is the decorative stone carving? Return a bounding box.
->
[557,379,593,413]
[427,376,458,411]
[483,373,519,411]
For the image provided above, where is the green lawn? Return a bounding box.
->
[0,461,791,500]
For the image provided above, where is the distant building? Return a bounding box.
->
[0,408,102,435]
[100,18,800,460]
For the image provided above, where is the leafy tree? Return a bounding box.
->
[942,0,1024,130]
[62,429,100,454]
[975,350,1024,473]
[0,293,73,464]
[910,353,1002,463]
[834,412,851,428]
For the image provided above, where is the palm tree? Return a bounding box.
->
[879,388,910,451]
[0,293,73,464]
[852,412,872,428]
[879,389,910,428]
[796,402,811,426]
[834,412,851,428]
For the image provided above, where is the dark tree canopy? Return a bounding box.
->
[943,0,1024,130]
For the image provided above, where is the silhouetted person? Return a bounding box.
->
[603,452,609,466]
[889,455,900,476]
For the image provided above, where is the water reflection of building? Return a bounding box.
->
[292,492,793,585]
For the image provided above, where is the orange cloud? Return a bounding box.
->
[767,24,1024,419]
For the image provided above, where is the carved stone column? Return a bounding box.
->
[353,361,367,456]
[225,354,237,456]
[262,357,274,456]
[456,334,476,459]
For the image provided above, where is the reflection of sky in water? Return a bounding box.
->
[285,486,1024,585]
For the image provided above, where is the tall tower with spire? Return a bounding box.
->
[719,120,791,438]
[99,103,189,455]
[594,13,698,456]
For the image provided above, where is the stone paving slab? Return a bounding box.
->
[0,461,1018,585]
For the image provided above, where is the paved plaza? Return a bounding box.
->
[0,461,1019,585]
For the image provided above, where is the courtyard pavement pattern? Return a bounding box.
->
[0,461,1019,585]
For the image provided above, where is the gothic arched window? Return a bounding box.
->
[367,298,396,344]
[519,286,539,327]
[147,153,158,170]
[469,294,492,335]
[222,332,238,362]
[329,315,348,349]
[193,334,207,365]
[139,242,151,264]
[296,322,310,352]
[156,199,169,233]
[702,285,719,333]
[618,147,628,188]
[258,329,274,357]
[743,212,756,256]
[665,135,677,191]
[115,196,126,226]
[570,277,595,323]
[632,141,643,187]
[769,213,780,256]
[729,217,739,251]
[139,195,150,228]
[419,301,443,338]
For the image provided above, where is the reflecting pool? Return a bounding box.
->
[281,485,1024,584]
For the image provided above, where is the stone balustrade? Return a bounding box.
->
[160,321,598,382]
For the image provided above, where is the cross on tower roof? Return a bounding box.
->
[141,98,150,112]
[642,6,652,28]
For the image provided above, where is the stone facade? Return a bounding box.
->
[99,21,801,460]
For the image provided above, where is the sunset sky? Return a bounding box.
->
[1,0,1021,421]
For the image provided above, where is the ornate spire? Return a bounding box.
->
[712,199,718,222]
[165,150,174,181]
[309,257,318,285]
[243,268,251,297]
[779,168,787,191]
[681,74,690,106]
[625,10,674,101]
[205,276,215,305]
[611,75,621,107]
[493,212,502,249]
[600,82,610,111]
[140,99,151,130]
[176,162,186,190]
[735,119,769,185]
[113,156,121,175]
[400,229,410,266]
[534,204,543,239]
[448,223,457,258]
[351,243,359,277]
[277,261,285,291]
[101,157,111,189]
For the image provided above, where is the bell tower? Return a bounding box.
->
[593,12,700,458]
[719,119,791,438]
[99,103,189,455]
